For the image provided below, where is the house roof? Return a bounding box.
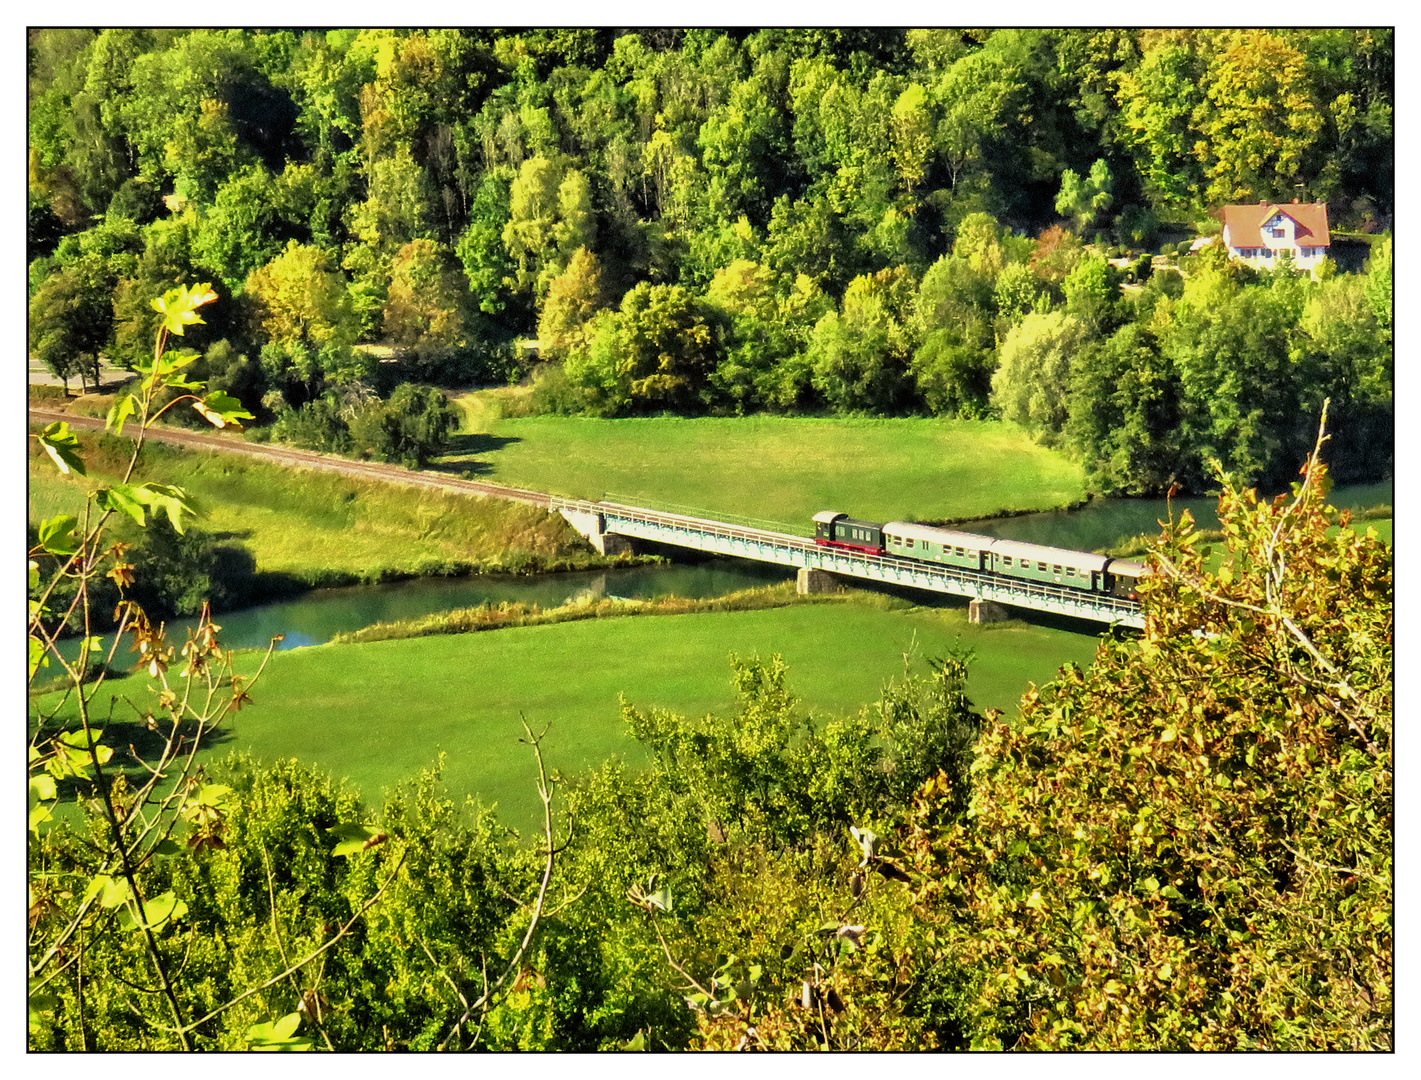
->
[1219,201,1331,248]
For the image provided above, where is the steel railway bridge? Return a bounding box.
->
[552,497,1144,629]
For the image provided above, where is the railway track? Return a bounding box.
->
[27,407,553,508]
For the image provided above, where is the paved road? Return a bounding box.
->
[27,356,132,391]
[27,407,553,509]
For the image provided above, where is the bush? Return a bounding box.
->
[527,363,588,416]
[271,395,351,453]
[347,384,458,467]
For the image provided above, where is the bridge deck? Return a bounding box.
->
[552,498,1143,629]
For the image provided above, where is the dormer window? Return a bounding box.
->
[1271,227,1286,238]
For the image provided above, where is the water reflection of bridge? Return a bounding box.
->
[553,497,1144,629]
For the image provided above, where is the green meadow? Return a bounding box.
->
[443,394,1088,530]
[44,596,1103,834]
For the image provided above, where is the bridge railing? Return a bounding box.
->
[550,496,1144,624]
[600,493,806,537]
[585,499,1143,620]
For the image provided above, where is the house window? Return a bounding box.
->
[1272,227,1285,238]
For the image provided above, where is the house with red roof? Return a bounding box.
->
[1217,200,1331,272]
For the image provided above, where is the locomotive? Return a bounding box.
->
[812,511,1150,601]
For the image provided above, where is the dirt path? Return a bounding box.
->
[27,407,553,509]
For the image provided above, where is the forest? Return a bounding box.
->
[28,27,1393,492]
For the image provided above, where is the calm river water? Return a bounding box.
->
[57,481,1389,659]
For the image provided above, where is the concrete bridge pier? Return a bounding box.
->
[596,533,635,556]
[558,505,635,556]
[797,568,842,594]
[969,599,1011,624]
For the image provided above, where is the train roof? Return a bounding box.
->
[991,538,1110,574]
[882,521,995,550]
[812,510,845,524]
[1105,557,1151,577]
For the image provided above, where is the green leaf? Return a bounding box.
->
[96,484,147,526]
[29,983,60,1030]
[30,773,57,801]
[29,637,49,679]
[328,822,388,856]
[105,393,137,436]
[189,784,232,808]
[246,1012,314,1051]
[133,483,196,534]
[83,874,134,910]
[193,390,254,430]
[118,890,188,932]
[38,514,79,556]
[645,887,673,912]
[152,838,183,857]
[37,422,86,476]
[150,282,218,338]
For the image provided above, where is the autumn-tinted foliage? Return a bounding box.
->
[895,427,1391,1049]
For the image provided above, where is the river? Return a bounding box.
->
[53,481,1389,660]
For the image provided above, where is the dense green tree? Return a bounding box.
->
[536,247,607,362]
[381,239,468,351]
[455,169,519,319]
[615,282,723,412]
[1065,323,1184,494]
[990,310,1091,440]
[502,155,592,301]
[1053,158,1113,236]
[1114,37,1208,207]
[28,256,115,392]
[1195,30,1325,204]
[348,383,459,467]
[808,266,917,414]
[1061,253,1121,331]
[1161,271,1306,486]
[910,329,995,418]
[244,241,356,351]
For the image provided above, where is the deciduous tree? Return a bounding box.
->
[900,434,1391,1050]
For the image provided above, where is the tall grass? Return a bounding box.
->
[328,581,888,644]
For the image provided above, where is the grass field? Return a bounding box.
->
[443,393,1087,530]
[27,434,593,584]
[42,597,1103,834]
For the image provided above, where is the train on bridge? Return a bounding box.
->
[812,511,1150,602]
